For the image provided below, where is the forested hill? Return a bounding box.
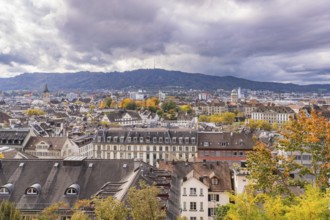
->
[0,69,329,92]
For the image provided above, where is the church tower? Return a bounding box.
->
[43,84,50,104]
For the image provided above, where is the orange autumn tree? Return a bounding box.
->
[279,110,330,189]
[247,110,330,194]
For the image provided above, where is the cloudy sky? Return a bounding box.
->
[1,0,330,84]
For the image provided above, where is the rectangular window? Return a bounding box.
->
[165,137,169,143]
[190,202,197,211]
[200,202,203,211]
[208,194,220,202]
[183,187,187,195]
[172,137,176,143]
[208,208,216,216]
[200,188,203,196]
[203,142,209,147]
[190,188,196,196]
[183,202,186,211]
[159,137,163,143]
[153,137,157,143]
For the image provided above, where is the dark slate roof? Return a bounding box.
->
[24,137,68,151]
[0,129,29,146]
[0,158,137,210]
[254,106,294,114]
[95,128,197,145]
[197,132,254,150]
[0,111,11,123]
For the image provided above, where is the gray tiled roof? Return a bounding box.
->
[0,158,136,210]
[197,132,254,150]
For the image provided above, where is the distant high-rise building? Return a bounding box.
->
[231,89,238,103]
[237,87,241,99]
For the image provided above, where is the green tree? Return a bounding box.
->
[105,97,112,108]
[94,196,128,220]
[161,101,177,112]
[216,204,230,220]
[71,211,89,220]
[128,181,166,220]
[0,201,21,220]
[38,202,69,220]
[247,141,294,195]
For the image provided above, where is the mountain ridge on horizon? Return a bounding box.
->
[0,69,328,92]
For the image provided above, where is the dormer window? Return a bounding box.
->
[211,178,219,185]
[127,137,131,143]
[146,137,150,143]
[0,183,13,195]
[0,187,9,195]
[107,136,111,142]
[159,137,163,143]
[172,137,176,144]
[113,137,118,143]
[153,137,157,143]
[120,136,125,143]
[65,184,80,196]
[26,188,38,195]
[185,137,189,144]
[139,137,143,143]
[165,137,169,143]
[179,137,183,144]
[133,137,138,143]
[203,142,209,147]
[25,184,41,195]
[191,137,196,144]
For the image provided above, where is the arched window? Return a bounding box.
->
[0,183,14,195]
[65,188,77,195]
[26,188,37,195]
[25,183,41,195]
[65,184,80,196]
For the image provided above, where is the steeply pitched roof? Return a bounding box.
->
[24,137,68,151]
[197,132,254,150]
[0,111,11,123]
[160,161,232,192]
[106,110,142,122]
[0,158,137,210]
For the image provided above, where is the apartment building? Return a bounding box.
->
[93,128,198,166]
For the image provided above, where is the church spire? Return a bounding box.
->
[44,84,49,93]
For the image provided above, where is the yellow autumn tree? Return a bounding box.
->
[25,108,46,116]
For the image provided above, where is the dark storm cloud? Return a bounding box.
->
[63,0,174,54]
[1,0,330,84]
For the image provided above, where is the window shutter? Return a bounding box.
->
[208,194,211,201]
